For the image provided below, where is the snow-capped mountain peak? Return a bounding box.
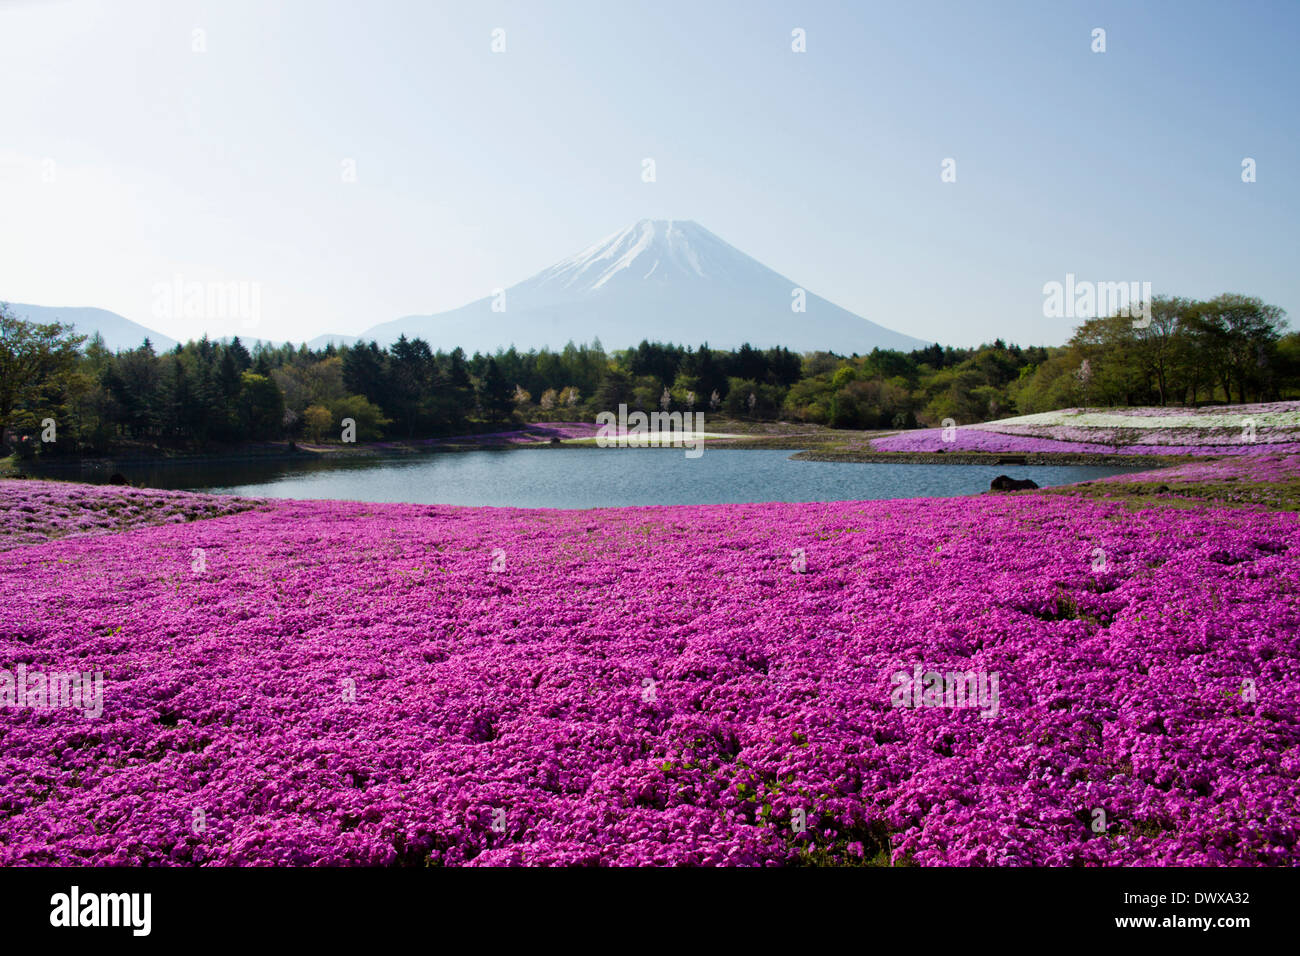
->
[529,220,758,297]
[360,219,929,353]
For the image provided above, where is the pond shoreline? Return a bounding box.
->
[5,439,578,477]
[5,449,1151,508]
[8,439,1196,484]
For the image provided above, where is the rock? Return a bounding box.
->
[990,474,1039,492]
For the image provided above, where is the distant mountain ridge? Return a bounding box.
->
[3,303,299,353]
[4,304,180,353]
[6,220,931,355]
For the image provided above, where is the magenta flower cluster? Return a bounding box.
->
[871,427,1300,456]
[0,479,265,552]
[2,474,1297,866]
[1053,402,1300,419]
[1096,454,1300,487]
[374,422,601,450]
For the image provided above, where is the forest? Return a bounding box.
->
[2,293,1296,457]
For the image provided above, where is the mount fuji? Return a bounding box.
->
[360,220,929,354]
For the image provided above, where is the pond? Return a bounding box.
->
[24,448,1150,509]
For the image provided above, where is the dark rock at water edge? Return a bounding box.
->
[990,474,1040,492]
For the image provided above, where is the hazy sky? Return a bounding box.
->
[2,0,1296,347]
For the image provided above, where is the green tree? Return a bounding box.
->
[328,394,391,441]
[237,371,285,440]
[0,304,86,444]
[594,366,633,411]
[476,357,514,422]
[303,404,332,442]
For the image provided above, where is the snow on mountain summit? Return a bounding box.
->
[529,220,757,296]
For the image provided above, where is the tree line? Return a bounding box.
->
[2,293,1295,458]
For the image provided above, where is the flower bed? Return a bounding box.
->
[371,422,602,450]
[2,476,1297,866]
[1093,454,1300,487]
[871,402,1300,455]
[871,429,1119,454]
[0,479,266,551]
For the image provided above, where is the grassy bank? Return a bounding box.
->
[1045,453,1300,511]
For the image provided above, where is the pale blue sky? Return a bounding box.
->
[1,0,1296,347]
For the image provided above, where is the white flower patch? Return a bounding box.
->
[979,403,1300,432]
[968,402,1300,447]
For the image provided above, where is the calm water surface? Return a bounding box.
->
[37,449,1149,509]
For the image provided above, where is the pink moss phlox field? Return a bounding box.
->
[0,479,266,551]
[1095,454,1300,486]
[872,429,1300,456]
[1057,402,1300,419]
[870,402,1300,455]
[2,476,1298,866]
[372,422,601,450]
[445,422,601,445]
[872,429,1120,454]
